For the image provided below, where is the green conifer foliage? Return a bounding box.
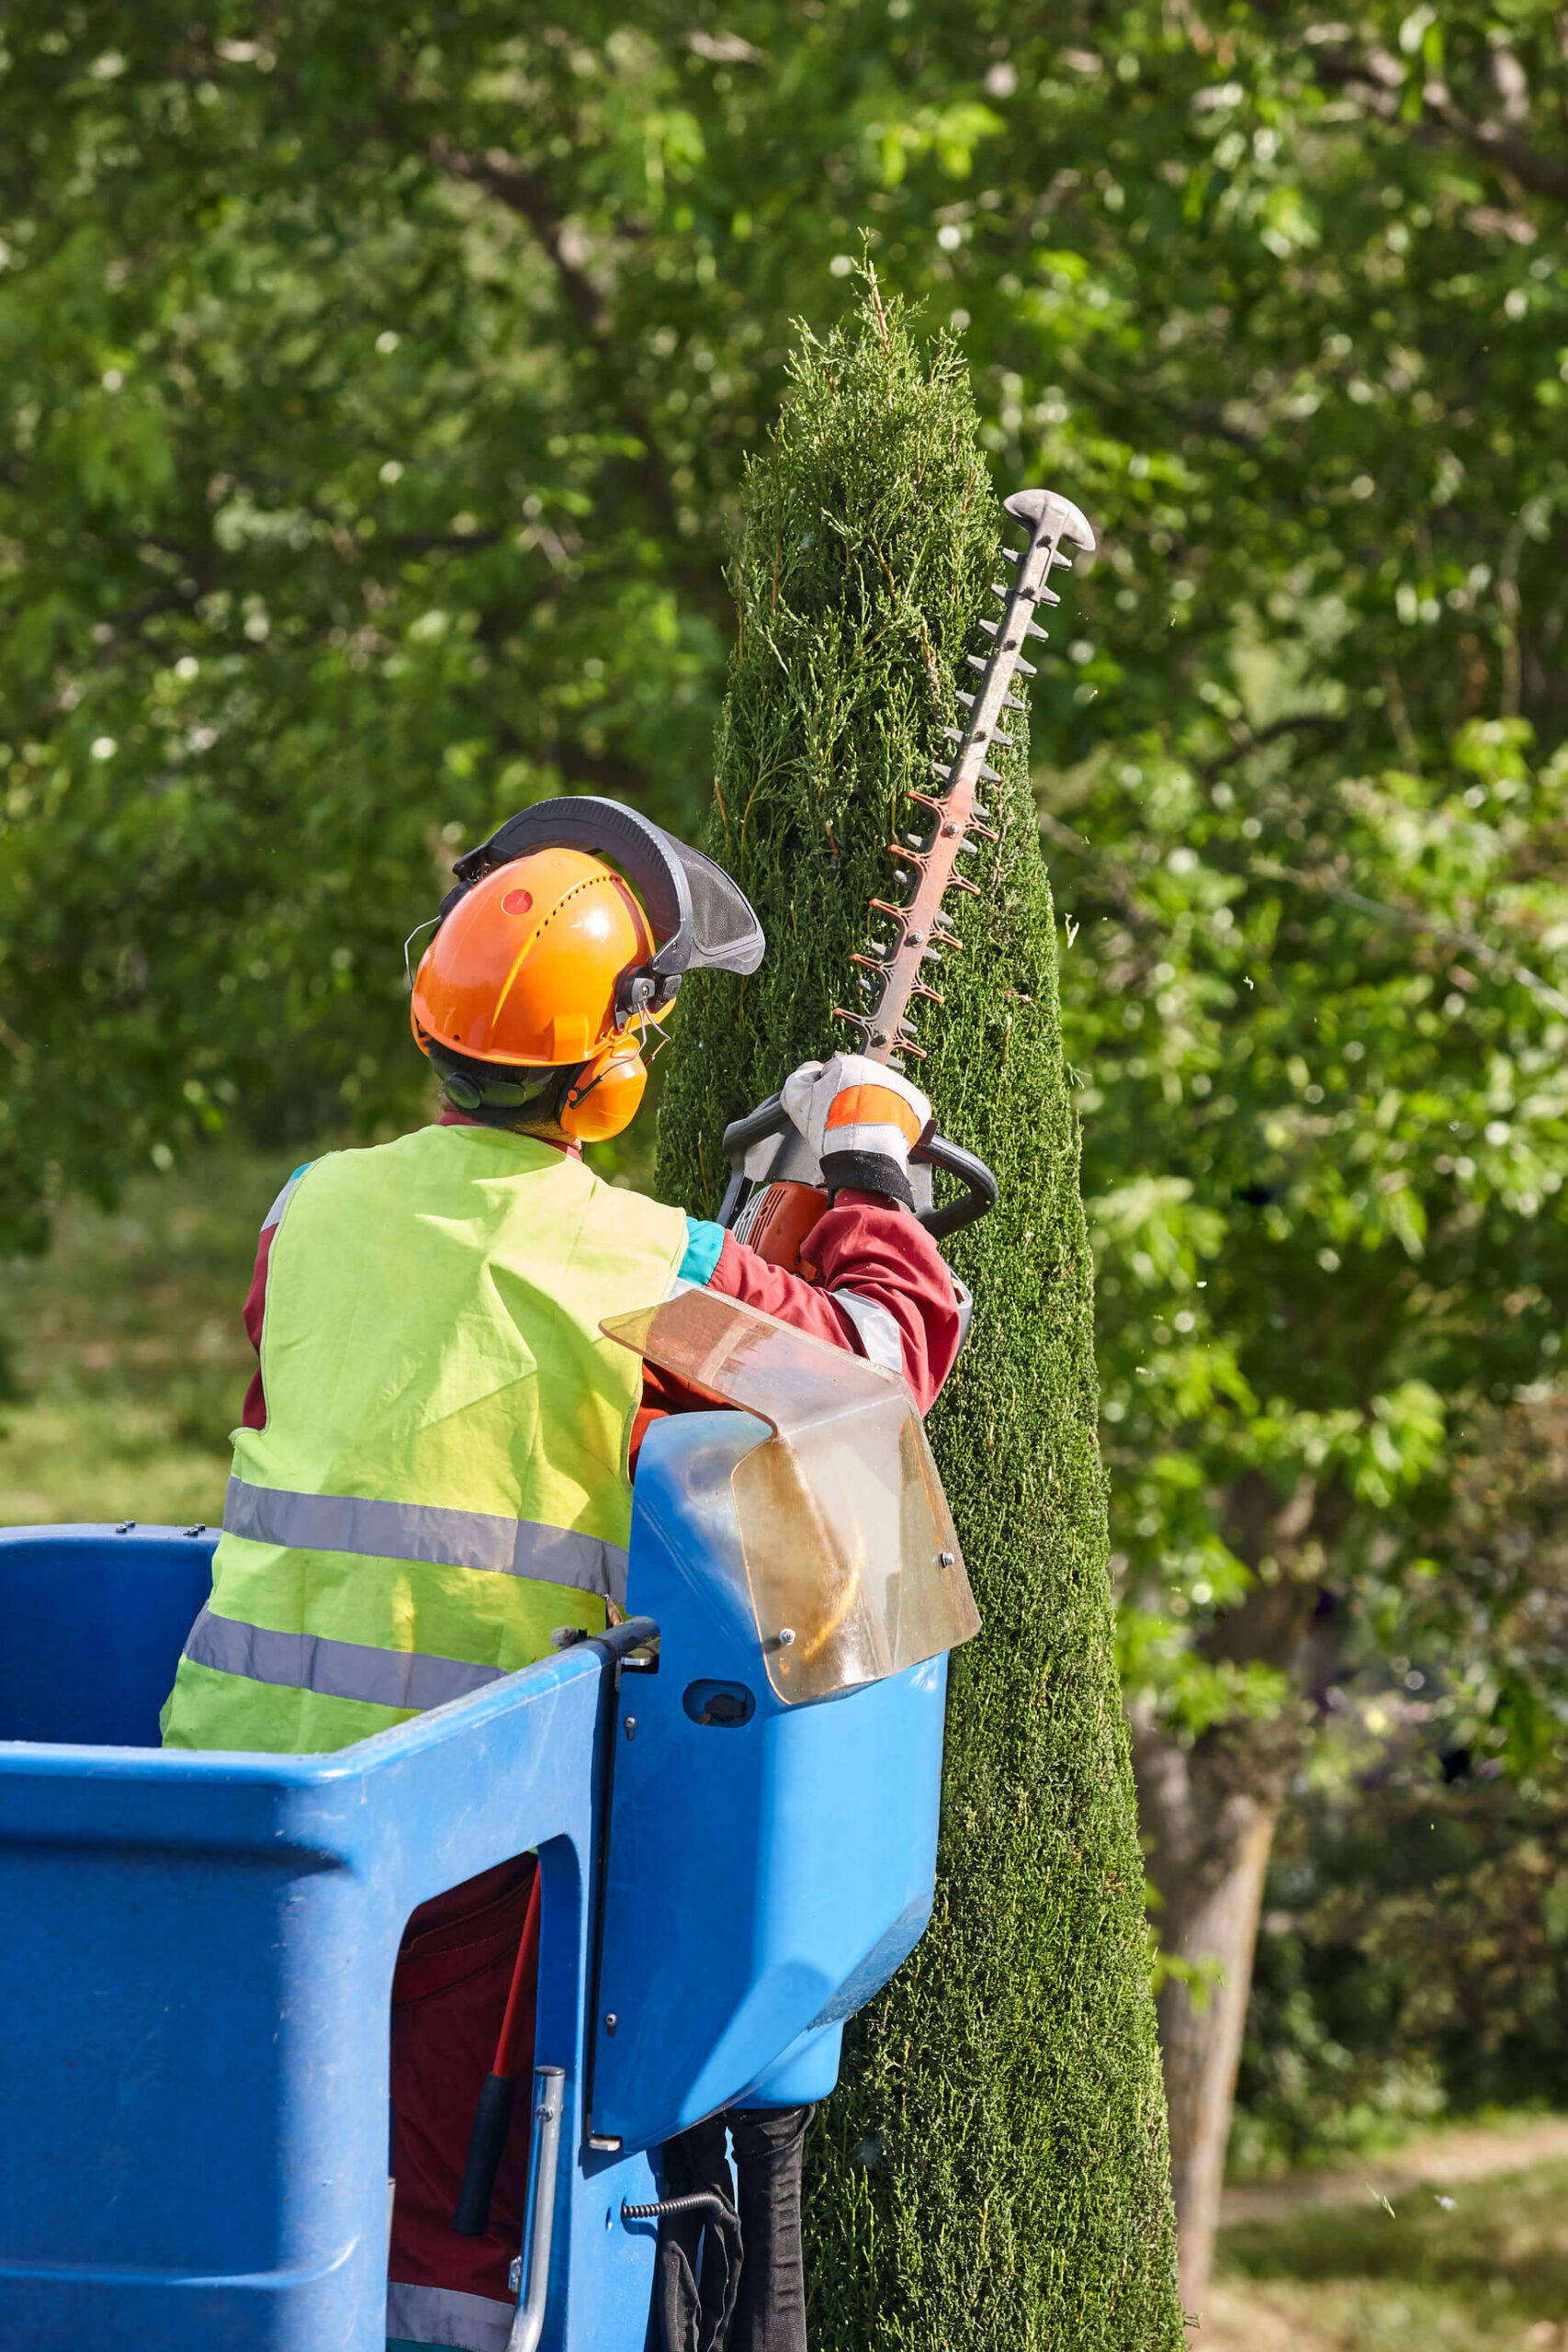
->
[655,292,1182,2349]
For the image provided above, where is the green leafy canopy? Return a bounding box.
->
[4,0,1568,2240]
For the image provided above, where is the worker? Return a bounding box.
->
[161,798,964,2352]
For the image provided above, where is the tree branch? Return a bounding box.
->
[1259,859,1568,1022]
[431,136,608,339]
[429,135,684,548]
[1313,46,1568,207]
[1420,75,1568,206]
[1198,712,1344,783]
[1041,800,1568,1023]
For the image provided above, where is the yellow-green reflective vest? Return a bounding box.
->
[161,1124,688,1755]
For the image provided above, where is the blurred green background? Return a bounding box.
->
[3,5,1566,2337]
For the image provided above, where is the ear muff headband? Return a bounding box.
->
[427,1034,649,1144]
[423,1041,562,1125]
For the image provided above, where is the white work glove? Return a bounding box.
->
[780,1052,932,1210]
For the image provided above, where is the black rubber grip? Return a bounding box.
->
[453,2071,517,2237]
[586,1614,660,1668]
[911,1133,999,1241]
[820,1148,916,1211]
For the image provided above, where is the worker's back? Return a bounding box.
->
[161,1123,686,1757]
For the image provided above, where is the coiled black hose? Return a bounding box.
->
[621,2190,739,2227]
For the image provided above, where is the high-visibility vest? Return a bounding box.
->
[161,1123,688,1755]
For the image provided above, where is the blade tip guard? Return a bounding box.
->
[1003,487,1096,552]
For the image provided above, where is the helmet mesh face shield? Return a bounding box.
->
[656,834,768,983]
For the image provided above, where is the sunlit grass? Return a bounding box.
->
[1209,2156,1568,2349]
[0,1149,291,1530]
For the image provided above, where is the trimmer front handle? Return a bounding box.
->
[716,1094,998,1244]
[911,1130,1000,1243]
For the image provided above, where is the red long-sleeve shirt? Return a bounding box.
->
[239,1123,961,1446]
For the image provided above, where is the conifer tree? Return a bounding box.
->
[655,288,1182,2349]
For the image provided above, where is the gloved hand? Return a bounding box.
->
[780,1052,931,1210]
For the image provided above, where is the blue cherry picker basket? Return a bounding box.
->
[0,1291,977,2351]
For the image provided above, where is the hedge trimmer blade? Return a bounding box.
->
[834,486,1096,1069]
[717,483,1092,1268]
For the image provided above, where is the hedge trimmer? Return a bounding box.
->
[716,485,1096,1274]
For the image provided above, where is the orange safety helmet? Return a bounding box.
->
[410,797,764,1142]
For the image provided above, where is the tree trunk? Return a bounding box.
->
[1130,1714,1297,2316]
[1130,1467,1340,2312]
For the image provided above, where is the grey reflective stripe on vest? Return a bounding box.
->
[224,1476,628,1605]
[184,1606,504,1715]
[832,1289,906,1379]
[387,2278,516,2351]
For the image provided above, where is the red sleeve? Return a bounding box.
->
[627,1190,962,1471]
[708,1192,961,1415]
[239,1222,274,1430]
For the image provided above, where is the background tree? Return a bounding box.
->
[1064,712,1568,2299]
[1235,1392,1568,2175]
[6,2,1563,1244]
[654,286,1181,2352]
[3,0,1566,2309]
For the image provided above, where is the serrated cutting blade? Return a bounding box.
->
[840,486,1094,1066]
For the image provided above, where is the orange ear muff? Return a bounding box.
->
[558,1036,648,1143]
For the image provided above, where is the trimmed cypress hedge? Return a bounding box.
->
[654,291,1181,2351]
